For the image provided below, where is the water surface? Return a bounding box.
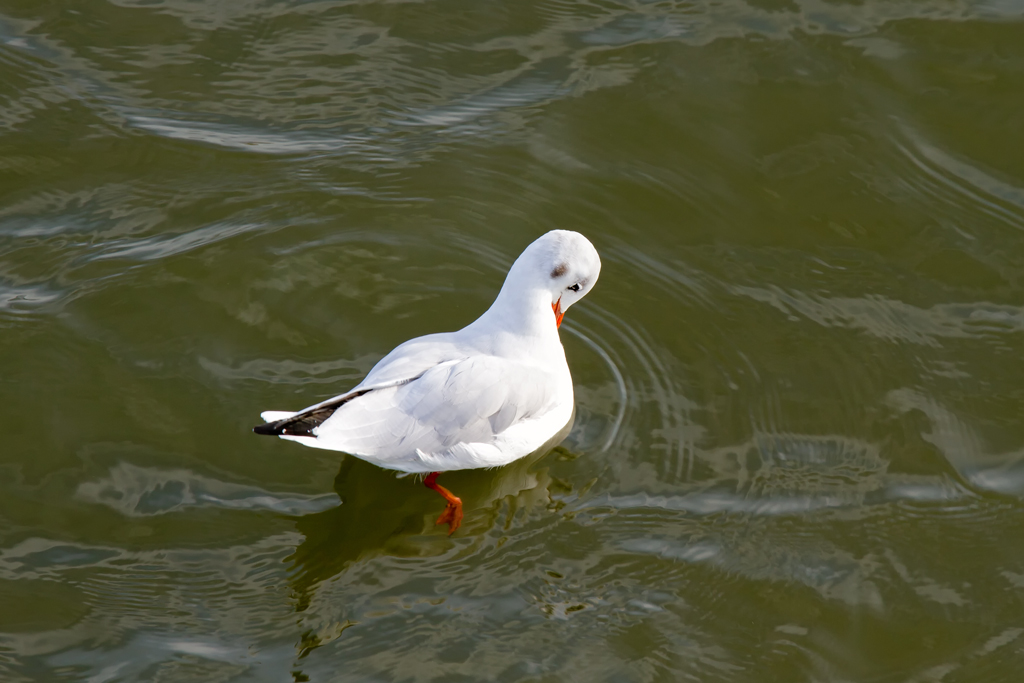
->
[3,0,1024,680]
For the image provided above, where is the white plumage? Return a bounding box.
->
[254,230,601,533]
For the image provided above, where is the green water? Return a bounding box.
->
[3,1,1024,680]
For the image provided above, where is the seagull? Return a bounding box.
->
[253,230,601,534]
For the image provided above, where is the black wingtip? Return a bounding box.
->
[251,391,370,440]
[253,422,282,436]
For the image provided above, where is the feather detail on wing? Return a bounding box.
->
[311,354,564,472]
[253,388,375,436]
[253,332,464,437]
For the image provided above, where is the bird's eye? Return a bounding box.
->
[567,283,581,293]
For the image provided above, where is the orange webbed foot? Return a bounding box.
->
[435,498,463,535]
[423,472,463,536]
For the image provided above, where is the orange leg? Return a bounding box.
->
[423,472,463,535]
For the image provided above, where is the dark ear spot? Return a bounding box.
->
[550,262,568,278]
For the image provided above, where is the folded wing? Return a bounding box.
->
[311,354,560,471]
[253,332,462,438]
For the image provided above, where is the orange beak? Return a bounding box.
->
[552,298,564,328]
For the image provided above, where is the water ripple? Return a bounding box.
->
[76,462,339,517]
[888,389,1024,498]
[733,286,1024,346]
[898,126,1024,232]
[92,220,266,262]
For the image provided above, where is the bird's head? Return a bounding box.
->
[525,230,601,328]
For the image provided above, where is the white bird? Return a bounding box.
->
[254,230,601,534]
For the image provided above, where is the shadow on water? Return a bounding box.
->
[286,419,574,610]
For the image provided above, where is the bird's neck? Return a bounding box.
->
[478,287,555,333]
[467,275,559,343]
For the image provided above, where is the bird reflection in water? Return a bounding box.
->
[286,417,574,613]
